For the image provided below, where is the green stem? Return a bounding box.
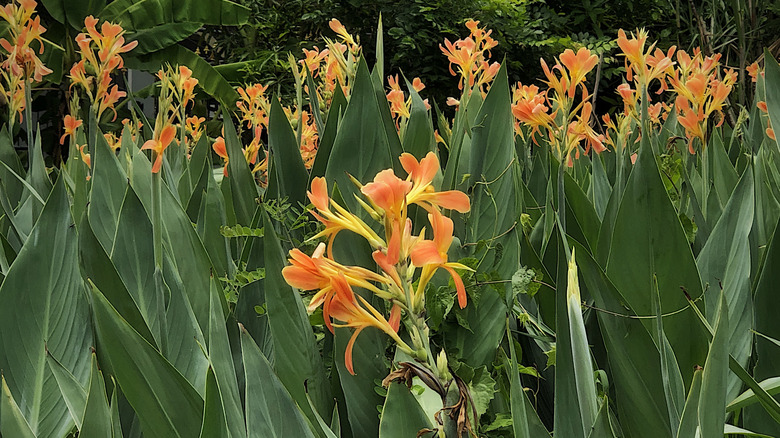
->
[24,81,33,161]
[152,171,168,354]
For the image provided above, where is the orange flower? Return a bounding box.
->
[361,168,413,220]
[329,19,357,49]
[400,152,470,213]
[558,47,598,97]
[141,124,176,173]
[326,273,409,375]
[410,210,472,309]
[60,115,82,145]
[308,177,385,255]
[79,144,91,169]
[213,136,228,176]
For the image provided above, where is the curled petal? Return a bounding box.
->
[410,240,445,266]
[309,177,330,211]
[443,265,468,309]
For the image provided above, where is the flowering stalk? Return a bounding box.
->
[283,152,471,379]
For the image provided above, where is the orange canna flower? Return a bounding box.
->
[558,47,598,97]
[361,168,413,220]
[60,115,82,145]
[213,135,228,176]
[400,152,470,213]
[410,210,472,309]
[79,144,91,169]
[329,19,357,49]
[141,124,176,173]
[308,177,385,256]
[326,273,408,375]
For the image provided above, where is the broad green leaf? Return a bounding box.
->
[41,0,105,28]
[199,367,229,438]
[207,279,245,438]
[88,126,128,250]
[79,213,156,345]
[605,139,708,386]
[325,57,395,214]
[575,241,673,438]
[1,376,35,438]
[91,283,204,438]
[457,63,517,367]
[126,22,203,55]
[265,97,309,207]
[653,276,684,435]
[0,178,91,438]
[240,325,316,438]
[696,169,754,401]
[507,328,530,438]
[25,127,52,221]
[309,84,347,182]
[263,210,331,423]
[724,424,774,437]
[220,110,259,225]
[590,152,611,220]
[126,45,239,106]
[698,294,729,438]
[0,125,24,209]
[402,78,435,158]
[196,165,233,278]
[378,383,432,438]
[79,354,112,438]
[100,0,249,29]
[45,352,87,431]
[748,214,780,434]
[111,184,162,345]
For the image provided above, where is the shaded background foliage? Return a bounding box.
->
[198,0,780,109]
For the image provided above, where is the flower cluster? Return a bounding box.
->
[512,47,606,164]
[69,16,137,121]
[440,19,500,97]
[0,0,51,124]
[385,75,428,134]
[282,152,471,374]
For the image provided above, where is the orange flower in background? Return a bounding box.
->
[79,144,91,169]
[213,136,229,176]
[512,83,556,142]
[142,124,176,173]
[440,20,500,94]
[329,19,358,51]
[60,115,82,145]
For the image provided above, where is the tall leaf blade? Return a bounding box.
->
[0,178,92,437]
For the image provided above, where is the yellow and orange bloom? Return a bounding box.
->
[400,152,470,213]
[141,124,176,173]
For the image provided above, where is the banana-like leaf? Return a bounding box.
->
[99,0,249,29]
[91,283,204,438]
[240,325,316,438]
[729,377,780,412]
[605,137,708,386]
[126,22,203,55]
[127,45,239,106]
[0,125,24,209]
[378,383,432,438]
[196,164,233,278]
[0,177,92,438]
[696,169,754,401]
[41,0,105,29]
